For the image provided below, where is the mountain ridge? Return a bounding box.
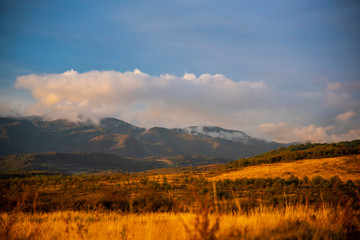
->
[0,116,284,159]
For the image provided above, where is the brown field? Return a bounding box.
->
[211,154,360,182]
[1,204,357,240]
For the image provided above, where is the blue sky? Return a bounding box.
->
[1,0,359,143]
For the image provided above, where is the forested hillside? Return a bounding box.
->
[225,140,360,169]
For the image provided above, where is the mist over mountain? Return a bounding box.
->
[0,116,284,159]
[174,126,251,143]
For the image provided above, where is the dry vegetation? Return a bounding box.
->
[1,204,359,240]
[212,154,360,182]
[1,143,360,239]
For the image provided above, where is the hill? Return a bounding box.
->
[0,152,165,174]
[143,140,360,182]
[0,152,231,174]
[225,140,360,169]
[212,154,360,182]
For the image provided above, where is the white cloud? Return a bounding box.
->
[14,69,270,126]
[258,122,329,143]
[0,101,22,118]
[3,69,358,143]
[326,82,341,91]
[257,122,360,143]
[15,69,146,107]
[336,111,355,122]
[328,129,360,143]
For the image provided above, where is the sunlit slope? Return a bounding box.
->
[212,154,360,182]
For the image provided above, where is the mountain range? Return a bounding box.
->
[0,117,283,160]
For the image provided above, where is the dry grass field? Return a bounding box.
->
[1,152,360,239]
[1,204,357,240]
[211,154,360,182]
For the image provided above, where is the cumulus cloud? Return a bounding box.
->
[336,111,355,122]
[257,122,329,143]
[15,69,146,106]
[257,122,360,143]
[14,69,271,127]
[3,69,358,143]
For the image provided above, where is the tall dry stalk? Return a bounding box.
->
[0,187,35,240]
[181,189,220,240]
[212,181,218,213]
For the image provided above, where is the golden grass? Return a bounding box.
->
[1,204,358,240]
[2,155,360,239]
[211,154,360,182]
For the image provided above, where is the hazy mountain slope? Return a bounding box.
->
[0,152,166,174]
[175,126,251,143]
[0,117,283,159]
[0,152,231,174]
[0,118,103,155]
[137,127,282,159]
[0,118,61,155]
[138,127,221,156]
[100,118,146,135]
[87,134,153,157]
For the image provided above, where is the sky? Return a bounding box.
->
[0,0,359,143]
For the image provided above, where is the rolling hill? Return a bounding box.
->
[0,152,232,174]
[0,152,166,173]
[212,154,360,182]
[144,140,360,182]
